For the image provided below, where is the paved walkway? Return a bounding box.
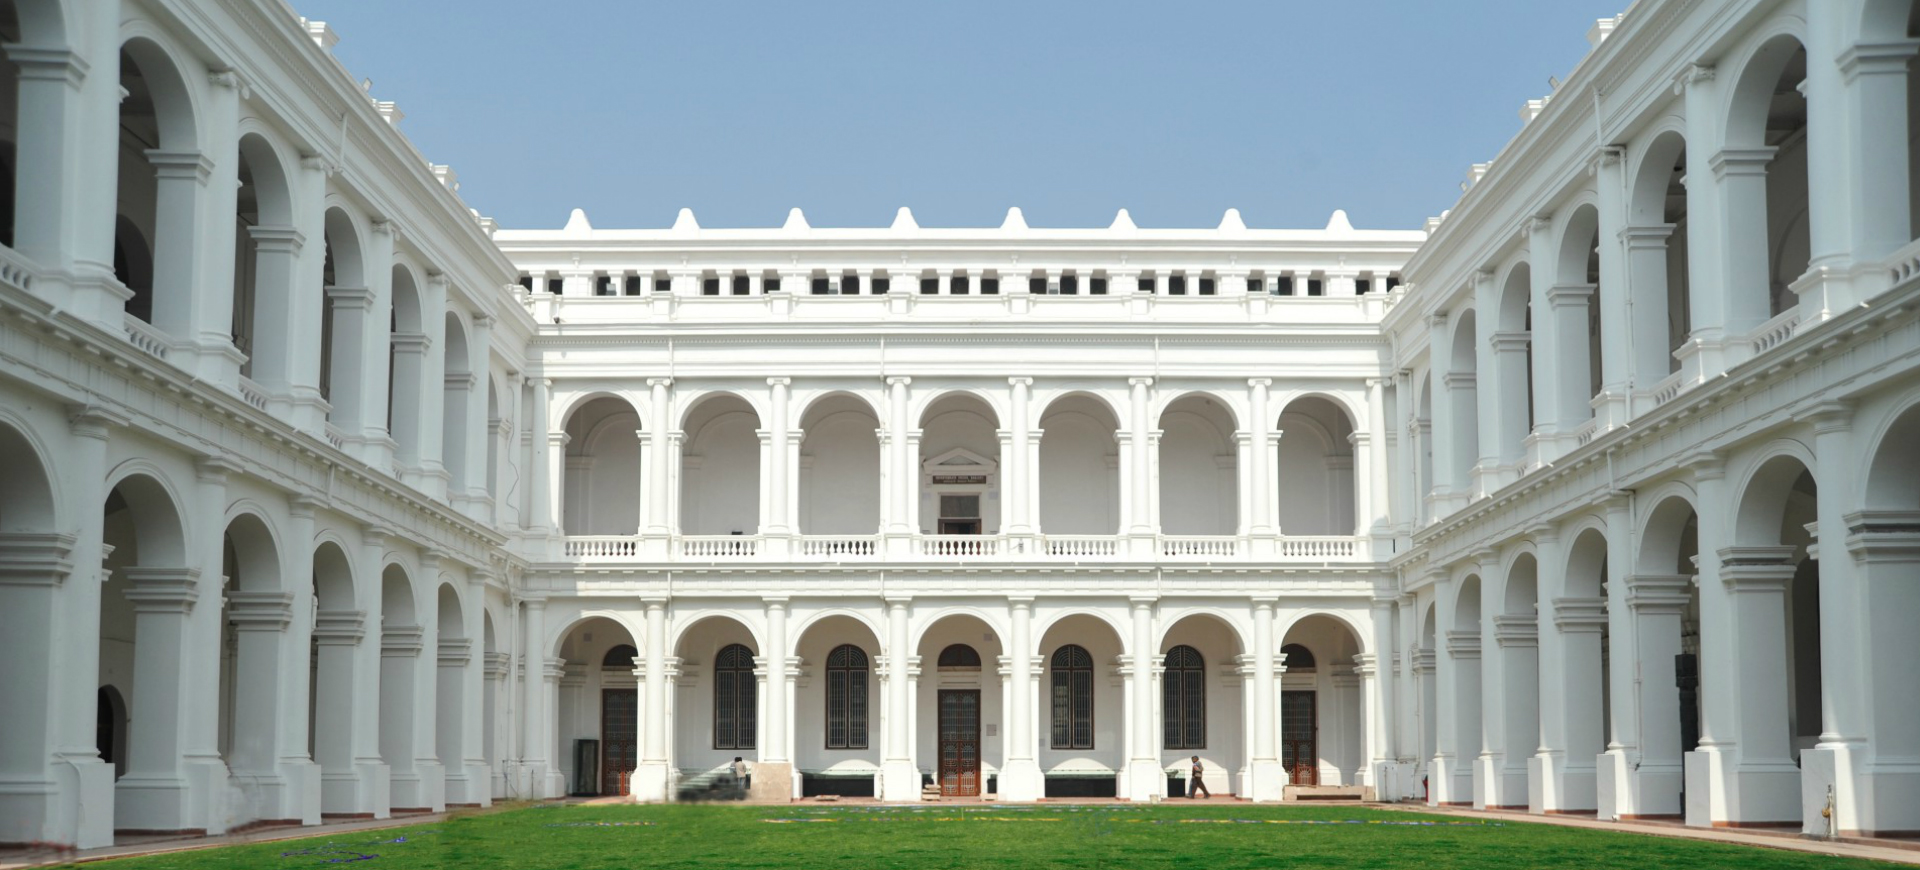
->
[10,797,1918,867]
[1378,801,1920,866]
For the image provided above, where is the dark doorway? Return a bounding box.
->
[1281,690,1318,786]
[600,688,637,796]
[938,690,981,796]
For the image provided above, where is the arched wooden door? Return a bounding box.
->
[1280,690,1317,786]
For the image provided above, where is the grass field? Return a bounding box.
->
[70,803,1897,870]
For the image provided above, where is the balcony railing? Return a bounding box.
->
[237,376,272,412]
[556,532,1369,563]
[1747,306,1802,355]
[123,314,172,361]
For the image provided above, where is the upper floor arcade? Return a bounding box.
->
[1386,0,1920,533]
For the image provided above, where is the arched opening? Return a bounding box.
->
[1447,310,1481,493]
[793,615,880,796]
[230,134,294,386]
[916,614,1004,798]
[1558,527,1610,812]
[218,513,286,799]
[1160,613,1246,797]
[320,208,368,427]
[388,266,426,467]
[1037,394,1119,534]
[680,394,761,536]
[95,686,127,780]
[434,583,472,802]
[441,313,472,498]
[1036,614,1124,797]
[917,393,1001,536]
[1724,36,1811,329]
[1275,396,1356,535]
[1627,132,1692,386]
[1278,614,1366,787]
[1858,400,1920,833]
[1633,495,1702,816]
[1157,394,1238,535]
[561,396,641,535]
[1418,605,1438,777]
[114,39,198,334]
[1496,554,1540,809]
[1493,264,1534,462]
[1730,454,1820,824]
[98,473,189,825]
[798,393,881,535]
[113,217,152,323]
[554,616,639,797]
[482,612,506,799]
[1554,205,1604,425]
[309,540,360,815]
[666,615,757,788]
[379,564,426,810]
[0,1,19,250]
[485,381,503,506]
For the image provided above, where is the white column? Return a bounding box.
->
[517,597,551,796]
[324,284,376,440]
[1598,495,1638,821]
[1544,284,1595,451]
[1471,267,1506,490]
[353,527,392,817]
[1425,315,1457,509]
[999,598,1043,801]
[1128,377,1155,539]
[884,377,914,539]
[634,598,672,800]
[1248,598,1284,800]
[1491,606,1537,810]
[1592,146,1633,430]
[360,221,397,465]
[881,597,919,799]
[761,598,792,781]
[419,273,451,498]
[765,378,793,536]
[1841,39,1920,273]
[1363,378,1389,538]
[44,410,115,846]
[1680,64,1729,381]
[1247,379,1273,538]
[464,316,495,508]
[5,46,90,309]
[1006,378,1034,536]
[1801,403,1867,833]
[1123,596,1162,800]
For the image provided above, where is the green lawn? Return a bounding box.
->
[69,803,1896,870]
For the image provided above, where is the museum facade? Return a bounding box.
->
[3,0,1920,850]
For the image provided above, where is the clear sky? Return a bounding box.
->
[293,1,1625,231]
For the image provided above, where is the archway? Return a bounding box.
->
[1495,554,1539,810]
[1555,527,1610,813]
[1444,576,1483,803]
[1492,264,1533,463]
[1630,495,1702,817]
[1723,35,1811,330]
[1157,394,1237,535]
[1278,613,1367,788]
[309,540,361,815]
[1627,131,1691,387]
[442,313,473,498]
[99,473,189,829]
[791,614,881,796]
[1856,400,1920,833]
[798,393,881,535]
[680,394,761,536]
[917,393,1001,537]
[1035,613,1125,797]
[388,266,427,468]
[114,38,198,334]
[218,512,287,814]
[1553,204,1604,428]
[320,208,368,431]
[915,613,1005,798]
[1447,310,1481,494]
[554,615,639,796]
[1159,613,1246,796]
[434,583,473,803]
[378,564,427,811]
[1037,394,1119,534]
[561,396,641,535]
[1275,396,1356,535]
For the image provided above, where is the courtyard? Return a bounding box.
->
[43,804,1905,870]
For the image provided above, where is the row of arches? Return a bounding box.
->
[1413,6,1920,519]
[561,389,1358,537]
[546,605,1369,800]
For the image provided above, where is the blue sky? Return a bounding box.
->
[295,1,1624,231]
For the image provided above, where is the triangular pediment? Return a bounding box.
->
[921,447,997,476]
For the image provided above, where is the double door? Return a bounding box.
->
[938,690,981,796]
[601,689,638,796]
[1280,690,1317,786]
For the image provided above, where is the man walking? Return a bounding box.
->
[1189,756,1211,799]
[732,756,751,793]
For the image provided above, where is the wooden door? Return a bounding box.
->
[938,690,981,796]
[1280,690,1317,786]
[601,688,638,796]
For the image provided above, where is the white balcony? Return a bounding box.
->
[551,532,1371,564]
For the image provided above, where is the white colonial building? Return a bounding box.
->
[2,0,1920,852]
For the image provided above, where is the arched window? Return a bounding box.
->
[826,644,869,749]
[1050,644,1095,750]
[1281,643,1316,671]
[1162,645,1205,749]
[602,644,638,669]
[937,644,981,669]
[713,644,756,750]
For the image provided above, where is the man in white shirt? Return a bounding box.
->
[731,756,751,793]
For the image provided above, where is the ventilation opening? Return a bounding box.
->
[546,278,563,295]
[839,274,858,295]
[624,276,642,295]
[872,277,889,294]
[1090,277,1108,295]
[920,277,937,295]
[952,275,970,295]
[701,278,720,296]
[981,278,999,295]
[1168,275,1187,296]
[734,275,751,295]
[1307,278,1324,297]
[594,275,613,296]
[1198,278,1216,295]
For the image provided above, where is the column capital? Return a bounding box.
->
[225,590,295,630]
[1626,573,1694,612]
[1246,377,1272,389]
[68,404,128,440]
[246,224,305,254]
[145,149,213,183]
[1445,630,1481,660]
[1008,376,1033,388]
[1525,213,1554,238]
[1128,376,1154,387]
[1682,450,1727,480]
[642,596,669,611]
[313,608,368,644]
[1546,283,1596,308]
[767,377,791,387]
[1128,595,1157,610]
[648,376,674,388]
[1491,614,1538,648]
[120,567,202,612]
[1716,546,1799,591]
[886,375,911,387]
[1839,40,1920,82]
[288,495,322,519]
[1795,400,1854,434]
[885,595,912,610]
[1551,597,1608,632]
[2,44,87,87]
[1709,147,1778,179]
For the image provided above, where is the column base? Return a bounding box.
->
[748,762,793,803]
[1596,751,1626,820]
[1853,759,1920,836]
[181,757,230,834]
[1534,752,1594,813]
[1727,759,1802,826]
[1628,759,1684,820]
[284,759,323,825]
[1247,760,1289,803]
[113,773,191,833]
[1799,745,1853,837]
[466,763,493,808]
[1375,761,1416,802]
[320,769,363,817]
[631,761,674,802]
[1122,759,1164,802]
[997,759,1044,803]
[879,760,922,802]
[1471,755,1495,809]
[541,769,567,800]
[1684,749,1723,827]
[52,757,115,848]
[355,760,391,819]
